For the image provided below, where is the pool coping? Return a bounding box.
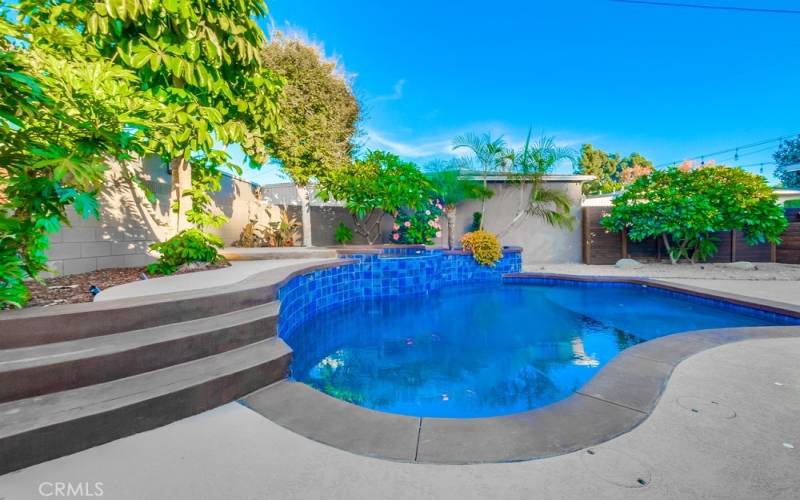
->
[242,272,800,464]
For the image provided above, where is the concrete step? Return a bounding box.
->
[0,337,292,475]
[0,302,280,403]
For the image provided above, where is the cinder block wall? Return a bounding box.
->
[44,157,274,276]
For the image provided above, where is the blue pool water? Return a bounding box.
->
[283,282,797,418]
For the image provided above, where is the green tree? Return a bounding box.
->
[576,145,653,194]
[601,166,788,264]
[0,14,167,307]
[17,0,283,233]
[317,151,432,244]
[452,133,510,229]
[774,135,800,188]
[261,32,361,247]
[426,164,491,249]
[576,144,622,194]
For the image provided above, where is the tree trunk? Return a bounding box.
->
[445,205,457,249]
[170,157,191,234]
[479,177,488,230]
[296,184,313,247]
[662,233,678,264]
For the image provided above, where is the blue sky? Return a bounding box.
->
[240,0,800,185]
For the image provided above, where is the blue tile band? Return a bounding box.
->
[278,249,522,337]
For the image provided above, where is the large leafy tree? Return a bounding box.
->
[576,144,653,194]
[601,166,788,264]
[774,135,800,188]
[261,33,360,247]
[317,151,432,244]
[576,144,622,194]
[17,0,283,232]
[0,15,164,307]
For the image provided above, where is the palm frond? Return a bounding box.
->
[527,184,576,230]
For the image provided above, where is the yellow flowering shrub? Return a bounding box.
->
[461,230,502,266]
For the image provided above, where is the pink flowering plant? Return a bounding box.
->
[391,199,443,244]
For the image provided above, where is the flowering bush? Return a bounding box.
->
[391,199,443,244]
[461,230,502,266]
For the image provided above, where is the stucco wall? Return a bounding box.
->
[452,180,585,264]
[45,157,277,276]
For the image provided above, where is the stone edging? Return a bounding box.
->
[241,273,800,464]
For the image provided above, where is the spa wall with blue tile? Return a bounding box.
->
[278,249,521,336]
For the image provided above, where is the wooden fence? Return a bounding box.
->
[582,207,799,265]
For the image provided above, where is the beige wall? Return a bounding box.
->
[45,157,277,276]
[451,180,584,264]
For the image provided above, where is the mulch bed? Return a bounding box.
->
[25,262,230,308]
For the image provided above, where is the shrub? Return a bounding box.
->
[317,151,432,244]
[335,223,353,245]
[269,211,300,247]
[147,229,224,275]
[461,230,503,266]
[232,219,262,247]
[392,201,443,245]
[470,212,482,232]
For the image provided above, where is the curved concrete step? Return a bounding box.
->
[0,337,292,475]
[0,302,281,403]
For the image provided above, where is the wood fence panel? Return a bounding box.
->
[777,209,800,264]
[706,231,733,263]
[583,208,797,264]
[582,207,622,264]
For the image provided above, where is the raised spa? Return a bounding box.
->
[281,280,799,418]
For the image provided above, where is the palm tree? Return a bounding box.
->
[427,162,492,249]
[497,131,576,237]
[452,132,510,229]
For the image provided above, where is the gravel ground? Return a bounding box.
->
[522,262,800,281]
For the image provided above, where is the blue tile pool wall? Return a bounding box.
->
[278,250,522,337]
[503,276,800,325]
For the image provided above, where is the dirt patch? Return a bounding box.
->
[26,263,230,308]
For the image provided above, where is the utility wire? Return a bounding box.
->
[655,134,798,168]
[610,0,800,15]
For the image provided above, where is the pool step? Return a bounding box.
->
[0,337,292,475]
[0,302,281,403]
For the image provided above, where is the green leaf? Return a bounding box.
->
[73,192,100,219]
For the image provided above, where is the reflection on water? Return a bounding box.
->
[282,283,788,418]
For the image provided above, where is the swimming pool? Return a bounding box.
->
[282,281,798,418]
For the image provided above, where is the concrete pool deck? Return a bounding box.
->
[95,259,334,301]
[0,336,797,499]
[1,263,798,498]
[525,263,800,306]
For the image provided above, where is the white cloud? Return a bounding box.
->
[373,79,406,102]
[363,128,453,158]
[363,124,601,173]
